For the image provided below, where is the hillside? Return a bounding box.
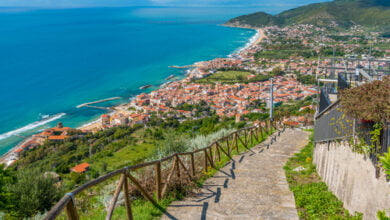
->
[225,0,390,32]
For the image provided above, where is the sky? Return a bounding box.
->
[0,0,329,8]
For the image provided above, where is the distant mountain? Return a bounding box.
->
[226,0,390,32]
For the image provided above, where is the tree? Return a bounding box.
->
[340,76,390,124]
[270,67,284,76]
[0,165,14,212]
[7,169,63,218]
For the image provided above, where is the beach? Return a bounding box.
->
[0,25,265,167]
[78,27,266,132]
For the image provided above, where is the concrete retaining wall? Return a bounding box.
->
[313,141,390,220]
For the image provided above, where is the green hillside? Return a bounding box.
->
[226,0,390,32]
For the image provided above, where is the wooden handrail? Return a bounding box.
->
[44,120,284,220]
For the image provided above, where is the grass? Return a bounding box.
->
[195,71,253,84]
[54,127,275,220]
[93,142,156,171]
[284,130,363,220]
[133,128,274,219]
[78,194,182,220]
[77,127,275,220]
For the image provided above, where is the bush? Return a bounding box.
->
[7,169,62,218]
[0,165,14,211]
[340,76,390,124]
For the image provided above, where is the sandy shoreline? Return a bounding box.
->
[76,27,266,133]
[255,28,267,45]
[0,25,266,166]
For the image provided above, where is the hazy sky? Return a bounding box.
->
[0,0,328,8]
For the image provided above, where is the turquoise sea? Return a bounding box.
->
[0,4,322,155]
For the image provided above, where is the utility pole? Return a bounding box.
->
[270,78,274,121]
[316,55,320,80]
[368,43,372,76]
[331,47,335,78]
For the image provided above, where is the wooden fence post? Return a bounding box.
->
[127,173,160,209]
[224,136,229,155]
[244,129,248,146]
[65,195,79,220]
[106,174,126,220]
[260,126,264,139]
[216,142,221,161]
[250,129,253,145]
[161,158,177,197]
[208,147,214,167]
[123,173,133,220]
[235,132,239,153]
[175,154,181,180]
[190,152,195,177]
[155,162,162,201]
[204,149,208,172]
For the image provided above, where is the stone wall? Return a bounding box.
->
[313,141,390,220]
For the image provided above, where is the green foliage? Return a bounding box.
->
[226,0,390,32]
[297,74,317,85]
[320,46,346,57]
[175,100,212,117]
[273,98,314,119]
[69,172,86,185]
[340,76,390,124]
[254,37,319,59]
[226,11,282,27]
[195,70,270,84]
[154,132,187,159]
[243,112,269,121]
[69,120,273,220]
[0,165,14,211]
[370,123,382,150]
[377,210,390,220]
[7,169,63,218]
[284,133,362,219]
[270,67,284,76]
[4,104,311,218]
[379,148,390,176]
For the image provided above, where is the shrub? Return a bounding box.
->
[340,76,390,124]
[7,169,62,218]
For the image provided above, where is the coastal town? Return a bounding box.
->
[1,23,389,169]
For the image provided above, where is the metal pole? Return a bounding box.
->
[369,43,372,76]
[332,47,335,78]
[316,55,320,80]
[270,78,274,121]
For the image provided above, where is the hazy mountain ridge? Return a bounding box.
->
[226,0,390,32]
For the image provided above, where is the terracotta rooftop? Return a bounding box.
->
[71,162,90,173]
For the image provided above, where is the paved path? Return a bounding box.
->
[161,128,309,220]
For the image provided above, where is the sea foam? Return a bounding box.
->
[0,113,66,141]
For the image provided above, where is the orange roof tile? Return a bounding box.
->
[71,162,90,173]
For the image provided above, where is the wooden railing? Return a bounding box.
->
[44,120,284,220]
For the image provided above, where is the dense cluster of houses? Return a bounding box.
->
[9,123,76,164]
[7,23,389,171]
[124,76,316,119]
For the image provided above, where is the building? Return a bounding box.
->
[34,122,72,143]
[71,162,90,173]
[101,114,111,126]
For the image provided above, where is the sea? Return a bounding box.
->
[0,4,319,156]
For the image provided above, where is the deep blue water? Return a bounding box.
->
[0,4,323,155]
[0,7,264,155]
